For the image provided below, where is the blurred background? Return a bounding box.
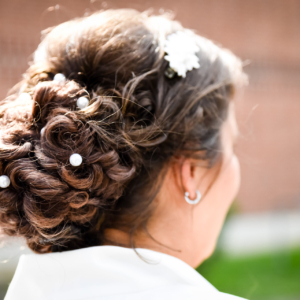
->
[0,0,300,299]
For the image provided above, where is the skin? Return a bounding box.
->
[106,102,240,268]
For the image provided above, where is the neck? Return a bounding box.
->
[103,227,205,268]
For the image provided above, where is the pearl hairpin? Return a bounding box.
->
[53,73,66,85]
[76,96,89,109]
[69,153,83,167]
[0,175,10,188]
[40,127,45,135]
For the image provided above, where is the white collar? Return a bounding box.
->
[5,245,246,300]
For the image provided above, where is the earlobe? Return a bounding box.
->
[181,159,198,200]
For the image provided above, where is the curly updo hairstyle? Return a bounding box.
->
[0,9,246,253]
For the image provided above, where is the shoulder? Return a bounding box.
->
[5,246,247,300]
[119,285,247,300]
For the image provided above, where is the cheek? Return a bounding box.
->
[212,153,241,217]
[225,154,241,202]
[191,154,241,265]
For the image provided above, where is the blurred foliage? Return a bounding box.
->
[197,247,300,300]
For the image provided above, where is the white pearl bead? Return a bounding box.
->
[40,127,45,135]
[0,175,10,188]
[53,73,66,85]
[69,153,83,167]
[19,93,31,101]
[76,97,89,109]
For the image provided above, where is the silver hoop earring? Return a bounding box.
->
[185,190,201,205]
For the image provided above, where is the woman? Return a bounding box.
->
[1,9,247,299]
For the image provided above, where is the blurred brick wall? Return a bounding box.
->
[0,0,299,212]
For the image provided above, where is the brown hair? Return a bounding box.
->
[0,9,245,253]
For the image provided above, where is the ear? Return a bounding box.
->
[181,159,200,200]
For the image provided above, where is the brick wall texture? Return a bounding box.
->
[0,0,299,212]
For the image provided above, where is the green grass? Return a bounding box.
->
[197,247,300,300]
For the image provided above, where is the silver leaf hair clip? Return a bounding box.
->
[164,31,200,78]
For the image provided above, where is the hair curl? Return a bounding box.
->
[0,9,246,253]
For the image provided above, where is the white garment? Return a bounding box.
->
[5,246,246,300]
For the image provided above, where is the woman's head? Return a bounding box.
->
[0,9,246,263]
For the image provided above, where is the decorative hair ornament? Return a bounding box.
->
[19,92,31,101]
[0,175,10,188]
[40,127,45,136]
[53,73,66,85]
[185,190,202,205]
[164,31,200,78]
[76,96,89,109]
[69,153,83,167]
